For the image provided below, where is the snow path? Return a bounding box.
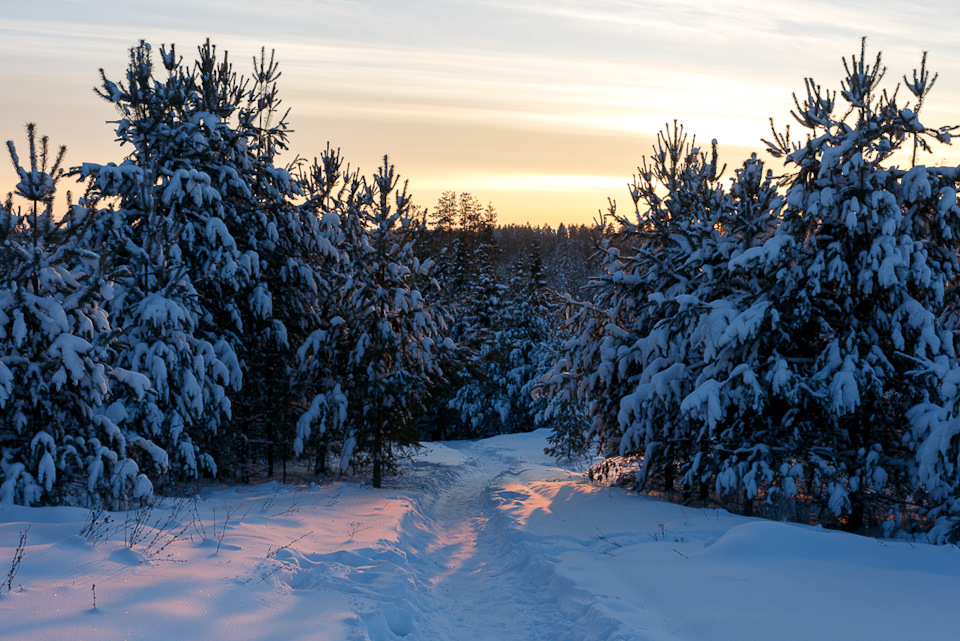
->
[330,438,627,640]
[388,443,619,641]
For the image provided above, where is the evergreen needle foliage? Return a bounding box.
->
[546,40,960,539]
[7,37,960,541]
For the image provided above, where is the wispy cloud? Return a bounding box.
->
[477,0,956,45]
[3,0,960,224]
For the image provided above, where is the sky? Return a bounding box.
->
[3,1,960,226]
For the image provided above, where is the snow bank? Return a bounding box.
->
[1,430,958,640]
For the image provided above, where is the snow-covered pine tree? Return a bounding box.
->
[665,152,782,507]
[289,144,359,475]
[545,122,734,490]
[551,45,960,533]
[0,126,152,506]
[76,41,249,482]
[731,42,960,531]
[78,40,333,483]
[198,45,336,470]
[430,191,458,233]
[449,192,484,297]
[603,42,960,531]
[616,125,742,496]
[295,157,452,487]
[702,42,960,530]
[423,190,459,293]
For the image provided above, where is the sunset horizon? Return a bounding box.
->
[4,1,960,226]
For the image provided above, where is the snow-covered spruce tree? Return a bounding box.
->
[295,157,452,487]
[496,244,556,433]
[0,126,152,506]
[415,192,529,439]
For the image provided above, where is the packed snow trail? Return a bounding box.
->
[325,436,629,640]
[391,441,623,640]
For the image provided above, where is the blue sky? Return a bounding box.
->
[3,1,960,225]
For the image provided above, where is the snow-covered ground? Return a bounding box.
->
[1,429,959,640]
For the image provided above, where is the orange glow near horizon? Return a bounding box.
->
[3,2,960,226]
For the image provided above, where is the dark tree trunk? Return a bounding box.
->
[844,494,865,533]
[315,443,327,476]
[663,458,674,492]
[373,426,383,489]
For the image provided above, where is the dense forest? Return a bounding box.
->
[5,39,960,541]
